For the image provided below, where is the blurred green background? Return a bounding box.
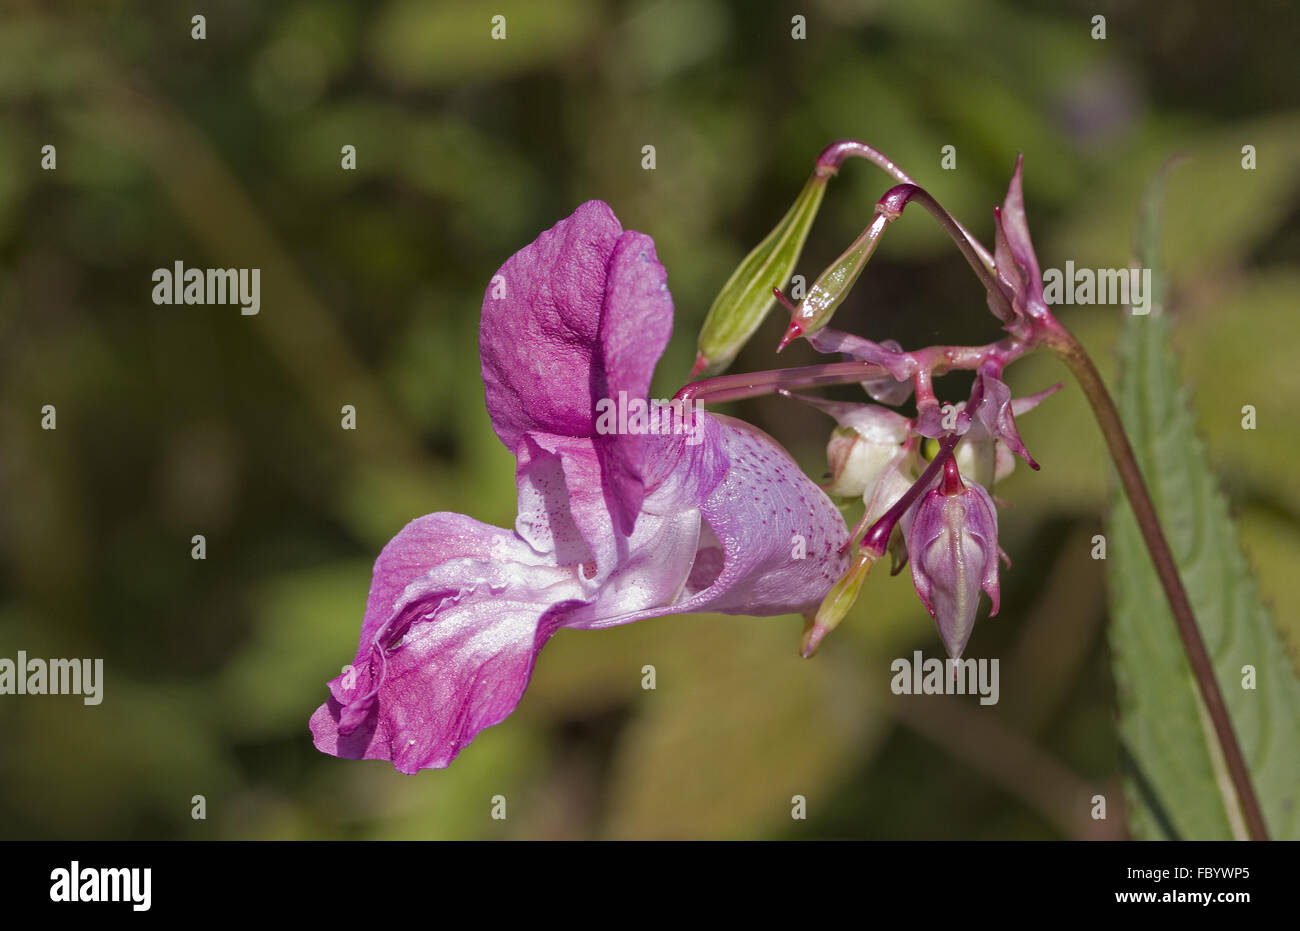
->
[1,0,1297,839]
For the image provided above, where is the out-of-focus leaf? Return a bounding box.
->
[1107,169,1300,840]
[1058,112,1300,283]
[614,0,729,87]
[369,0,597,88]
[6,670,238,838]
[216,561,372,739]
[598,613,885,839]
[1236,507,1300,654]
[1177,271,1300,522]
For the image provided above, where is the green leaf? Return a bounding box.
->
[1106,166,1300,839]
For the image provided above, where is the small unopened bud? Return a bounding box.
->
[787,392,912,501]
[825,427,900,498]
[779,183,914,349]
[902,458,1001,659]
[954,425,1014,489]
[803,550,876,657]
[695,170,830,375]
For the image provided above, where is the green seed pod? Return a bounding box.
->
[694,169,830,376]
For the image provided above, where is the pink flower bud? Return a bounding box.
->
[902,458,1001,658]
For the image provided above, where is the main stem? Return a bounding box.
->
[1045,327,1269,841]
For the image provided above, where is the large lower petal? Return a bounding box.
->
[310,513,586,773]
[311,420,850,773]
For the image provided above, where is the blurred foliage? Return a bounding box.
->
[1108,170,1300,840]
[0,0,1297,839]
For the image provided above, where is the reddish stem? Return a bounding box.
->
[860,435,960,556]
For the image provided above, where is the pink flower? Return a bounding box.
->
[310,202,849,773]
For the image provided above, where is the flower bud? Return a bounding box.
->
[902,458,1000,658]
[865,466,916,575]
[989,155,1048,330]
[954,424,1014,489]
[863,462,917,529]
[802,550,875,657]
[825,426,900,498]
[787,392,912,499]
[779,184,914,349]
[695,170,830,376]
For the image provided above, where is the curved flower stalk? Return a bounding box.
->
[311,202,848,773]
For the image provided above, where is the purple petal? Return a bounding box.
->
[1011,381,1063,416]
[915,400,971,439]
[310,513,586,773]
[861,338,916,406]
[641,409,729,505]
[515,432,618,583]
[969,367,1040,469]
[594,230,676,532]
[998,156,1042,289]
[800,327,915,384]
[479,201,673,531]
[991,156,1048,325]
[566,502,704,627]
[782,391,912,443]
[614,414,851,621]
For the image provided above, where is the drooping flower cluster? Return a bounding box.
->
[766,155,1064,660]
[788,359,1058,658]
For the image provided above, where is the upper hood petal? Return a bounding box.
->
[480,201,673,532]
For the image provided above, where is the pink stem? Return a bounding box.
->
[674,361,889,406]
[859,434,959,556]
